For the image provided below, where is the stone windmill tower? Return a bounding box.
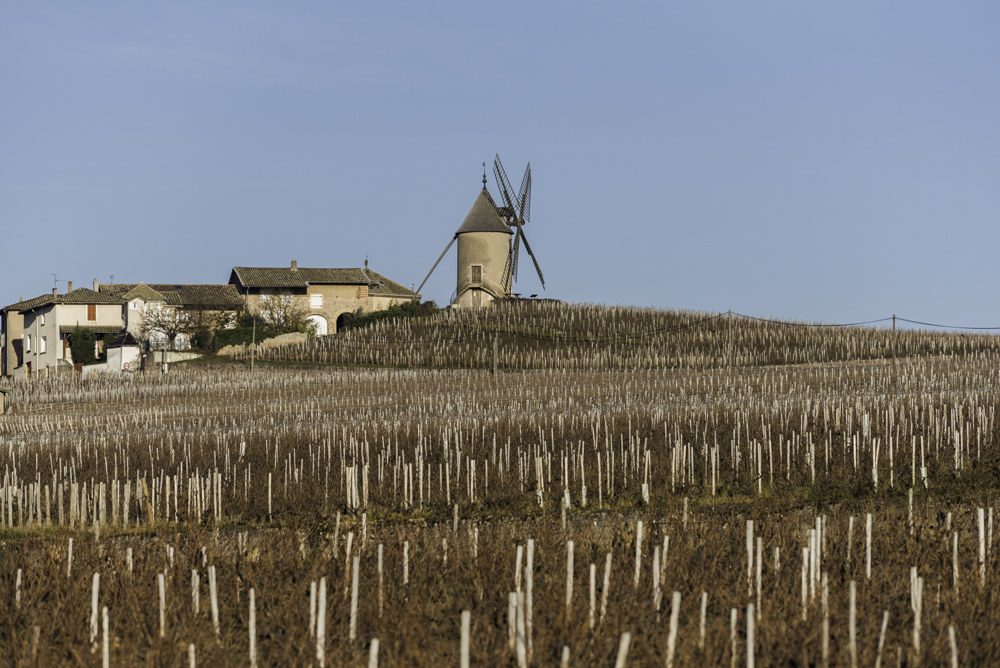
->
[418,155,545,308]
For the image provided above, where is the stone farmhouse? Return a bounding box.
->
[229,260,419,335]
[2,262,419,376]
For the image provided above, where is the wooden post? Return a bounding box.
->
[566,541,574,614]
[140,479,153,524]
[460,610,471,668]
[613,633,631,668]
[728,309,733,368]
[875,611,889,668]
[249,588,257,668]
[158,573,166,638]
[892,314,896,364]
[102,606,109,668]
[350,556,360,641]
[849,581,857,668]
[317,577,327,666]
[493,331,499,375]
[666,591,681,668]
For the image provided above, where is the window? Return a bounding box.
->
[471,265,483,283]
[25,334,31,353]
[40,313,45,325]
[87,304,97,321]
[129,302,138,310]
[310,294,323,309]
[40,336,46,354]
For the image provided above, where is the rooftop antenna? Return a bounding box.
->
[109,274,115,285]
[52,274,67,291]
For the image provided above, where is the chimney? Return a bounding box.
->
[291,259,298,270]
[52,288,57,296]
[93,279,99,291]
[67,281,73,292]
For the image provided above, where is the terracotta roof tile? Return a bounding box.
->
[3,288,120,312]
[59,325,121,334]
[231,267,418,298]
[101,284,243,308]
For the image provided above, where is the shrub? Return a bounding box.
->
[70,325,97,365]
[348,300,439,331]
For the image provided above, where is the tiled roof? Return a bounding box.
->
[107,329,139,348]
[3,288,120,313]
[60,288,122,304]
[364,270,419,298]
[59,325,121,334]
[101,284,243,308]
[2,294,54,313]
[456,188,513,235]
[231,267,373,288]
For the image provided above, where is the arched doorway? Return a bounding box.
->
[336,312,353,333]
[306,314,328,336]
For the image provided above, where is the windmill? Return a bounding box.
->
[417,155,545,308]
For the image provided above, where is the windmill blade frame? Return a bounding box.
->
[493,155,518,219]
[517,164,531,223]
[512,224,522,281]
[517,226,545,289]
[416,235,456,295]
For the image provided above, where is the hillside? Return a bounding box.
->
[234,301,1000,370]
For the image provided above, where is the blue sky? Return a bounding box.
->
[2,2,998,327]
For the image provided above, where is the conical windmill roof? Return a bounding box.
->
[456,188,513,235]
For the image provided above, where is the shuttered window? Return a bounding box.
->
[471,265,483,283]
[87,304,97,321]
[311,294,323,308]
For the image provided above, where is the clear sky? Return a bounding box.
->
[2,2,998,328]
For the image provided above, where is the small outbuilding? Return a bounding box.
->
[106,329,141,372]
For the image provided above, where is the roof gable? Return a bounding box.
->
[123,284,166,301]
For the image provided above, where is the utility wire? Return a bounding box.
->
[895,317,1000,331]
[731,313,894,328]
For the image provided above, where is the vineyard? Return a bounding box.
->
[1,303,998,665]
[223,301,1000,370]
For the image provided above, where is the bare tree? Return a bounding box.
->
[254,294,312,333]
[137,303,195,350]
